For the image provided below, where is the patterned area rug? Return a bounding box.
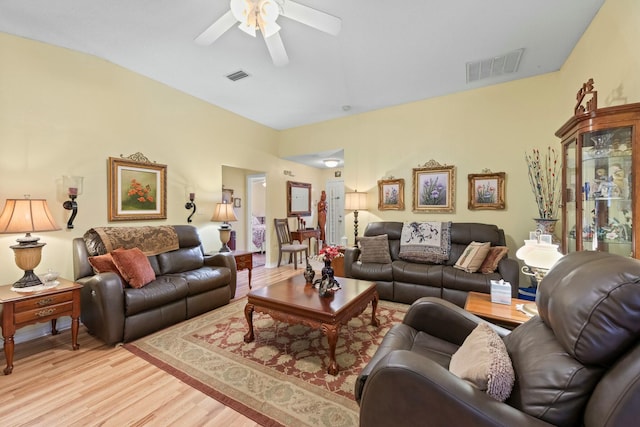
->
[125,298,408,427]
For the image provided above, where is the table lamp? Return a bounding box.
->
[516,233,563,315]
[0,198,61,287]
[345,190,367,246]
[211,201,238,252]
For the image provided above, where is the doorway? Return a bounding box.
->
[325,179,345,246]
[246,174,267,256]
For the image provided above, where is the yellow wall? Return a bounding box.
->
[0,0,638,290]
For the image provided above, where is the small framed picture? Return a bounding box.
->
[377,178,405,210]
[222,188,234,204]
[412,164,455,213]
[468,172,505,210]
[234,198,241,208]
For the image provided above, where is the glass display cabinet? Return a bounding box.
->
[556,79,640,258]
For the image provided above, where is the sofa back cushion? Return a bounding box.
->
[157,246,204,275]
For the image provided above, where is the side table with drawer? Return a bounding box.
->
[0,278,82,375]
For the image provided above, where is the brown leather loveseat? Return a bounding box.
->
[344,222,519,306]
[356,251,640,426]
[73,225,236,345]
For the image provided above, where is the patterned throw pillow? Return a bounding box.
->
[110,247,156,288]
[479,246,509,274]
[454,241,491,273]
[449,323,515,402]
[359,234,392,264]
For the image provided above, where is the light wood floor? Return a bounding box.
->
[0,262,304,427]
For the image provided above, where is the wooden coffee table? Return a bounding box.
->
[244,275,379,375]
[464,291,532,328]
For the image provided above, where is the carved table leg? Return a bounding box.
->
[322,323,340,375]
[51,319,58,335]
[371,291,379,327]
[244,303,255,343]
[3,335,14,375]
[71,315,80,350]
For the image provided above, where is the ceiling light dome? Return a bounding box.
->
[323,159,339,168]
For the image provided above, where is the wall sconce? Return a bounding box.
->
[185,193,196,223]
[62,175,83,229]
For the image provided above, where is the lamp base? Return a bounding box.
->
[218,227,232,253]
[219,244,231,253]
[13,269,43,288]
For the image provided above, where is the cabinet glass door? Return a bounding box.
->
[580,126,633,256]
[564,139,577,253]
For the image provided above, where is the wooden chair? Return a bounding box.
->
[274,218,308,269]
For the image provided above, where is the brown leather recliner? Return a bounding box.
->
[355,251,640,426]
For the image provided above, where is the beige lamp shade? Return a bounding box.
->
[211,202,238,226]
[0,198,60,288]
[345,191,367,210]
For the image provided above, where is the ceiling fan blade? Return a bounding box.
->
[194,10,238,46]
[281,1,342,36]
[263,32,289,67]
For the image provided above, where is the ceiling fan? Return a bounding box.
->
[195,0,342,66]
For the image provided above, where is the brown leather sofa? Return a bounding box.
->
[344,222,519,306]
[356,251,640,426]
[72,225,236,345]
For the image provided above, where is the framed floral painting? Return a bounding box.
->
[378,178,405,210]
[412,162,455,213]
[108,154,167,221]
[468,172,505,210]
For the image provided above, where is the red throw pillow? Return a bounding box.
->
[88,253,126,285]
[111,247,156,288]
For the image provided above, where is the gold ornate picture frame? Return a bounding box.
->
[412,161,455,213]
[468,172,505,210]
[108,153,167,221]
[378,178,405,210]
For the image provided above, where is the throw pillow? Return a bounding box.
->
[88,253,126,285]
[454,241,491,273]
[110,247,156,288]
[359,234,392,264]
[449,323,515,402]
[479,246,509,274]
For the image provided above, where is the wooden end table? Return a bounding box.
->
[244,275,378,375]
[464,291,532,328]
[232,250,253,289]
[0,278,82,375]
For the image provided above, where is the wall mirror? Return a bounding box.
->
[287,181,312,217]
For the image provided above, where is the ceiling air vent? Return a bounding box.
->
[226,70,249,81]
[466,48,524,83]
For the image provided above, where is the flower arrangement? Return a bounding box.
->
[318,245,344,262]
[525,147,561,219]
[126,178,154,206]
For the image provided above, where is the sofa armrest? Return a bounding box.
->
[205,252,237,298]
[344,247,361,278]
[402,297,511,345]
[497,257,520,297]
[359,350,552,427]
[78,272,126,345]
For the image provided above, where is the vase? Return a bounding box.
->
[303,258,315,283]
[533,218,559,243]
[321,258,334,282]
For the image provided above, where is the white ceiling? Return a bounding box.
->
[1,1,604,136]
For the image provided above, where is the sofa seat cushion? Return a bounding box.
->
[442,266,498,294]
[350,261,393,282]
[392,260,443,287]
[125,275,189,316]
[167,266,231,296]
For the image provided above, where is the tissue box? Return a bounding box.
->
[490,280,512,305]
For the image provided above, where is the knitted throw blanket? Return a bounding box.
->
[399,221,451,264]
[89,226,180,256]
